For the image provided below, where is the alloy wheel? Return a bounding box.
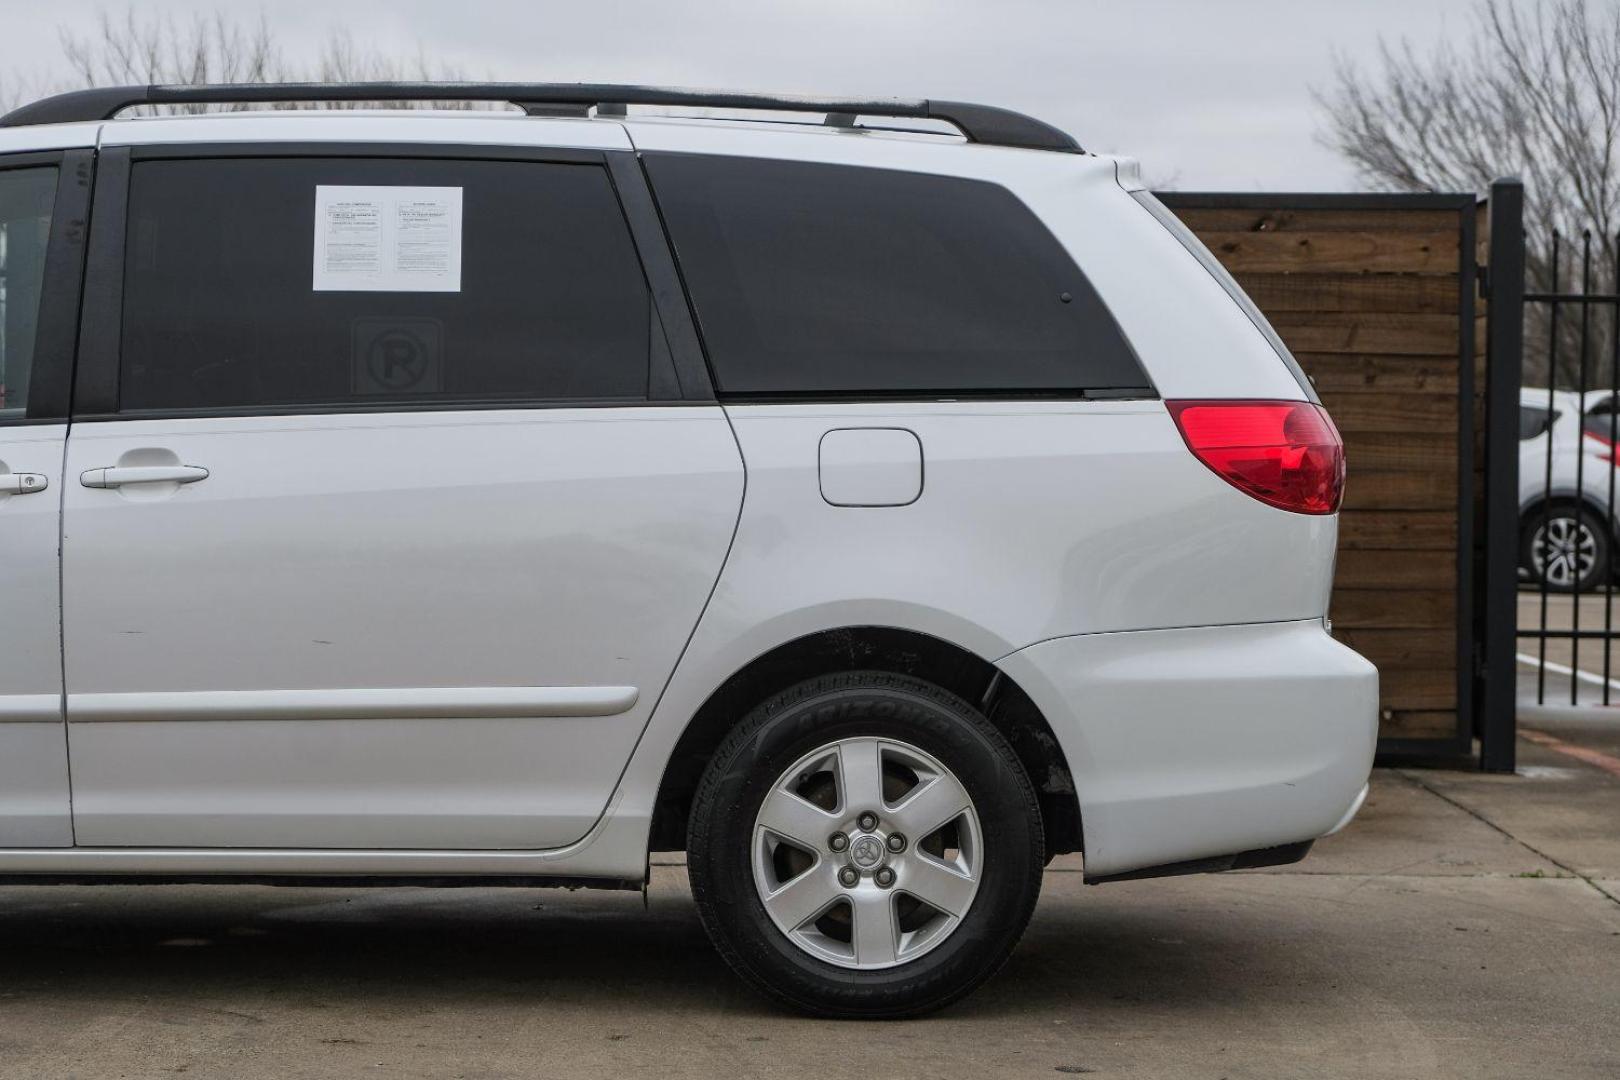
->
[1531,515,1598,588]
[750,736,982,970]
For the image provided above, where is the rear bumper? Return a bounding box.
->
[998,618,1378,880]
[1085,839,1314,885]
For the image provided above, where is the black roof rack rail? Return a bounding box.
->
[0,82,1082,154]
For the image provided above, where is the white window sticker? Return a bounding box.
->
[313,186,462,292]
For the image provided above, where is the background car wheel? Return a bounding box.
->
[1523,503,1610,593]
[687,671,1045,1019]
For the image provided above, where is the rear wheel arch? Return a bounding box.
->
[648,626,1081,859]
[1521,493,1615,544]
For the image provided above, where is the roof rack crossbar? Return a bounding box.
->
[0,82,1081,153]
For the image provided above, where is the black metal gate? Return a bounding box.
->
[1480,177,1620,770]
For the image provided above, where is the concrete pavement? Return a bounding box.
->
[0,737,1616,1079]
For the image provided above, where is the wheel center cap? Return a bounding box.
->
[849,834,886,869]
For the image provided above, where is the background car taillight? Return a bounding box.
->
[1166,400,1346,515]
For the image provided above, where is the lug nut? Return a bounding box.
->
[828,831,849,852]
[838,866,860,888]
[874,867,896,888]
[857,811,879,831]
[886,833,906,853]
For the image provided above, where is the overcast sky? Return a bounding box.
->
[0,0,1495,190]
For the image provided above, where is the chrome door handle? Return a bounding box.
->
[0,473,48,495]
[80,465,210,489]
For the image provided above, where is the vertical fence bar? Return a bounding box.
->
[1455,201,1479,753]
[1480,178,1524,772]
[1570,234,1592,704]
[1606,233,1620,703]
[1538,235,1560,705]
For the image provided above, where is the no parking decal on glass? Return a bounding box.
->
[312,185,463,292]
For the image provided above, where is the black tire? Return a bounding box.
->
[1522,503,1611,593]
[687,671,1044,1019]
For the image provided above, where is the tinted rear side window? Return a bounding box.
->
[1520,405,1554,441]
[0,166,56,420]
[1584,399,1618,442]
[120,157,653,413]
[645,154,1147,397]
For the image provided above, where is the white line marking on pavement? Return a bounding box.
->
[1515,651,1620,692]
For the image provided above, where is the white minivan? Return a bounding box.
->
[0,83,1377,1017]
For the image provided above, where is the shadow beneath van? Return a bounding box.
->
[0,869,1328,1023]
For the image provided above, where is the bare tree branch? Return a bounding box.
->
[1316,0,1620,386]
[47,7,481,116]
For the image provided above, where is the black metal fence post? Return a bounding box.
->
[1480,177,1525,772]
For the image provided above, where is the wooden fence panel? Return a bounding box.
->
[1163,193,1477,752]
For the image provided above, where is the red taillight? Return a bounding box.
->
[1167,400,1345,515]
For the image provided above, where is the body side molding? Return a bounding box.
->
[69,685,640,722]
[0,695,63,723]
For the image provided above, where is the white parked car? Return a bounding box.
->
[1519,387,1620,591]
[0,83,1377,1017]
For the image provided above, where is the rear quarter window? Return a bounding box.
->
[1520,405,1555,441]
[644,153,1149,398]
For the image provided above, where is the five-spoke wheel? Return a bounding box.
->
[688,671,1044,1018]
[752,736,982,969]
